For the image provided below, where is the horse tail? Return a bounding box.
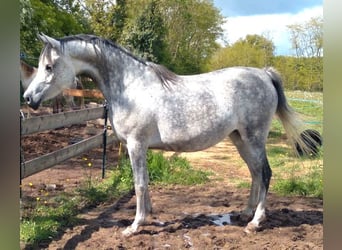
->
[264,67,321,156]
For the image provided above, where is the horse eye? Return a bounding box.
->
[45,64,53,72]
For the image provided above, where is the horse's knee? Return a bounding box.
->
[135,184,146,195]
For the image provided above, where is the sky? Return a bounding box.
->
[213,0,323,55]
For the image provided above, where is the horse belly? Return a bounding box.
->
[169,135,228,152]
[155,117,234,152]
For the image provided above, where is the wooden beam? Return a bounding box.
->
[21,107,105,135]
[21,133,116,178]
[63,89,104,99]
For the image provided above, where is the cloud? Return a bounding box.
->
[220,5,323,55]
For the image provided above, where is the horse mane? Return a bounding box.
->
[146,62,180,89]
[58,34,180,88]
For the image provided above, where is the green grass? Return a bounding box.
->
[147,151,210,185]
[20,151,209,247]
[113,150,211,187]
[272,162,323,199]
[286,90,323,132]
[265,91,323,198]
[20,194,80,246]
[236,181,251,189]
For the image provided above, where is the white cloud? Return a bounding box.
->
[220,6,323,55]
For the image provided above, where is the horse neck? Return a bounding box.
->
[68,41,146,101]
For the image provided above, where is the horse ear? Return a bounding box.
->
[38,33,60,49]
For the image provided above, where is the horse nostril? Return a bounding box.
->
[25,96,31,104]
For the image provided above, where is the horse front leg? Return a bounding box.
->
[122,139,152,237]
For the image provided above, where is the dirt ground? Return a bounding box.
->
[20,109,323,250]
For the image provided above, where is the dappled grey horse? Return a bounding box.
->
[23,34,315,236]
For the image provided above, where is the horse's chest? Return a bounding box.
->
[109,106,151,141]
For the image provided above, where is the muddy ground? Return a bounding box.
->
[20,109,323,250]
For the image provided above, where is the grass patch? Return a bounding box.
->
[236,181,251,189]
[272,163,323,199]
[267,145,292,168]
[114,150,210,186]
[268,119,283,139]
[267,91,323,199]
[286,91,323,133]
[20,194,80,246]
[148,151,210,185]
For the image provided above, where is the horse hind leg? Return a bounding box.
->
[229,130,272,233]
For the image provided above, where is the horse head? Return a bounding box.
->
[23,33,76,110]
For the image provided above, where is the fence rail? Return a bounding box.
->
[63,88,104,99]
[21,133,115,179]
[21,107,105,135]
[20,104,114,179]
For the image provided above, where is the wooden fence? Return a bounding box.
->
[20,90,116,179]
[63,88,104,99]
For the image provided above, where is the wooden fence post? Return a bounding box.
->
[102,101,108,178]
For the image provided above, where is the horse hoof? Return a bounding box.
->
[244,222,260,234]
[122,226,136,237]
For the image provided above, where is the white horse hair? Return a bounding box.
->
[20,59,82,113]
[23,34,316,236]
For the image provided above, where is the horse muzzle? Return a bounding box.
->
[24,94,42,110]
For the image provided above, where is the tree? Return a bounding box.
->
[242,34,274,65]
[83,0,117,39]
[20,0,90,64]
[206,34,275,71]
[160,0,223,74]
[287,16,323,58]
[21,0,223,75]
[273,56,323,91]
[121,0,223,74]
[286,16,323,90]
[20,0,37,65]
[110,0,128,42]
[124,0,168,63]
